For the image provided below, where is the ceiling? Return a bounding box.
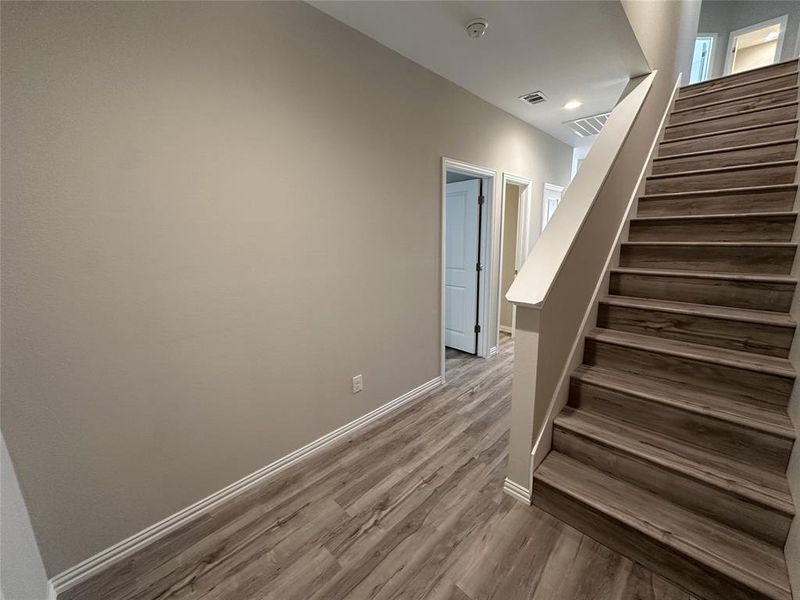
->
[311,1,650,146]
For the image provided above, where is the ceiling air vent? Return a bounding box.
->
[565,112,611,137]
[519,91,547,105]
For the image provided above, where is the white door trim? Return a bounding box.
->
[541,182,565,232]
[441,157,497,382]
[497,173,532,344]
[795,19,800,59]
[723,15,788,76]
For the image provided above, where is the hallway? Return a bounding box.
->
[63,336,695,600]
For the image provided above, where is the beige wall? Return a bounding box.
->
[500,185,520,330]
[0,1,572,575]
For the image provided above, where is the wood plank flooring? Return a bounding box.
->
[62,336,696,600]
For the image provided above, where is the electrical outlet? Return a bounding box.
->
[352,374,363,394]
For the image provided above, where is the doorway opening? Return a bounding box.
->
[497,174,533,342]
[724,16,788,76]
[541,183,565,232]
[689,34,716,84]
[441,158,496,380]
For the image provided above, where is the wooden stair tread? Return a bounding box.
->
[646,160,798,181]
[671,86,799,117]
[660,119,799,146]
[535,452,792,600]
[631,211,797,223]
[586,327,795,378]
[622,241,796,248]
[638,183,798,201]
[664,101,798,130]
[611,266,797,284]
[555,406,794,513]
[599,295,796,329]
[573,364,795,440]
[677,70,799,104]
[653,139,797,162]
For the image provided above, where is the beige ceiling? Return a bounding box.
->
[310,0,650,146]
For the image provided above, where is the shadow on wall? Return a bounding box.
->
[1,436,49,600]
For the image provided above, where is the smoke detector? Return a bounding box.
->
[466,18,488,39]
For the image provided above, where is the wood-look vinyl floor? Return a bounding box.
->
[64,336,697,600]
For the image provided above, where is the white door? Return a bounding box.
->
[541,183,564,231]
[445,179,481,353]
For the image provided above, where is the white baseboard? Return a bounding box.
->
[498,325,513,334]
[48,375,443,599]
[503,477,532,505]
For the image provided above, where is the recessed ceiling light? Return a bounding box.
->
[766,31,779,41]
[564,100,583,110]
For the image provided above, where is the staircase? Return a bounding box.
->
[532,60,799,600]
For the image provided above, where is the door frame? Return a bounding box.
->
[441,157,496,382]
[497,173,533,342]
[723,15,788,76]
[541,182,565,232]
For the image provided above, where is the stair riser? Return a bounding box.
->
[678,60,799,97]
[619,244,796,274]
[652,141,798,175]
[669,88,799,126]
[628,214,796,242]
[609,271,795,312]
[675,73,799,110]
[569,379,793,473]
[659,122,798,156]
[645,163,796,194]
[583,338,794,408]
[663,104,799,140]
[637,187,797,217]
[597,303,794,357]
[532,479,780,600]
[553,426,792,546]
